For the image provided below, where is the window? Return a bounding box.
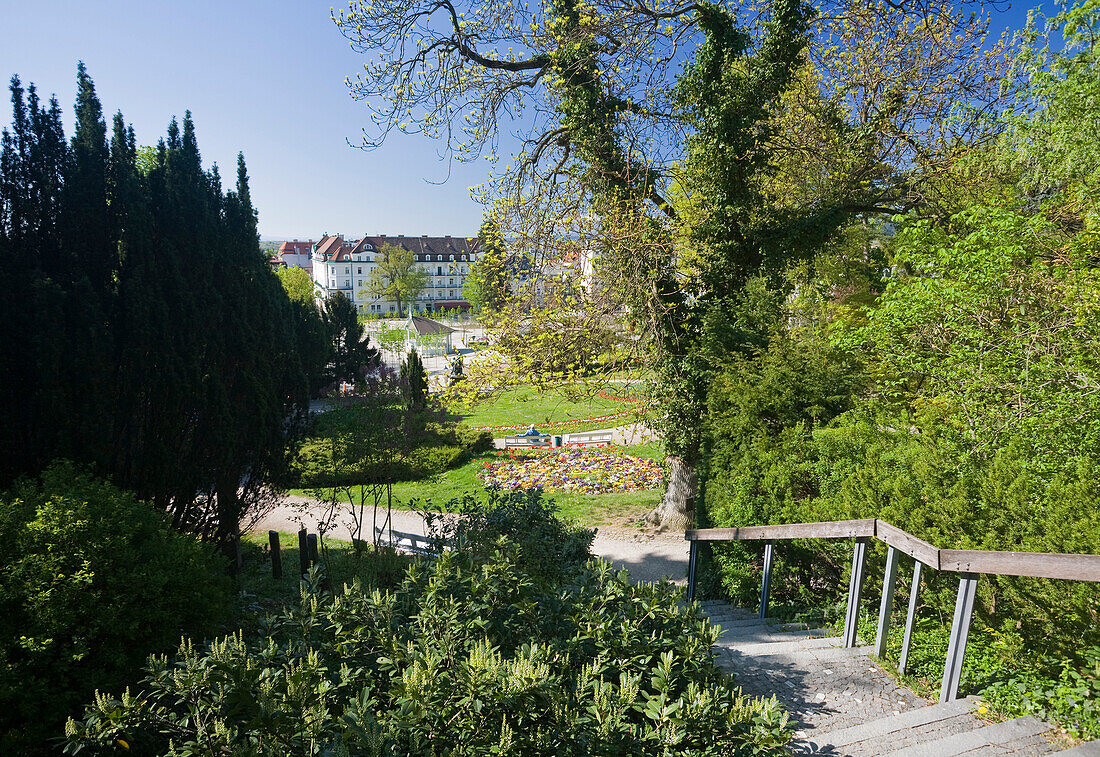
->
[358,280,362,287]
[330,280,336,288]
[436,255,441,261]
[449,278,454,285]
[389,305,394,312]
[449,290,455,298]
[357,267,362,274]
[437,266,442,275]
[449,255,454,261]
[345,267,350,274]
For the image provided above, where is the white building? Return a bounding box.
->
[269,240,315,273]
[311,234,479,315]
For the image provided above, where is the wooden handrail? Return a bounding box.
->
[684,516,1100,704]
[685,519,1100,582]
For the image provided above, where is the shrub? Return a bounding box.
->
[65,546,791,755]
[0,462,232,754]
[420,487,595,584]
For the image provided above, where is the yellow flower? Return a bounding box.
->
[117,739,130,750]
[977,705,988,716]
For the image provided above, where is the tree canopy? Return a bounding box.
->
[0,65,320,551]
[364,241,429,315]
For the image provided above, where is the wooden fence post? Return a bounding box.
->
[307,533,319,567]
[874,546,900,658]
[759,541,774,620]
[843,537,869,648]
[687,540,698,600]
[898,560,923,675]
[269,530,282,579]
[297,528,309,576]
[940,573,978,703]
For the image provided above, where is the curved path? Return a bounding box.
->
[252,495,688,585]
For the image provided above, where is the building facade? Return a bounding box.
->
[270,240,315,272]
[311,234,478,314]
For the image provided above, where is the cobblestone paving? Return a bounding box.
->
[716,638,929,736]
[700,602,1071,755]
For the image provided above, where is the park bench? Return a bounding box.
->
[564,431,614,446]
[503,434,552,448]
[374,527,445,557]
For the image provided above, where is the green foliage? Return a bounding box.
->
[401,348,430,410]
[0,68,314,546]
[66,544,790,756]
[421,488,596,584]
[276,265,317,305]
[0,463,232,754]
[1004,0,1100,225]
[365,242,429,316]
[464,214,510,313]
[982,646,1100,740]
[324,290,380,387]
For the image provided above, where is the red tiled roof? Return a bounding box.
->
[278,241,314,255]
[314,235,345,261]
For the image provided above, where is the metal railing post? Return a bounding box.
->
[843,537,869,648]
[759,541,774,620]
[940,573,979,703]
[874,546,900,657]
[898,560,923,675]
[687,540,698,600]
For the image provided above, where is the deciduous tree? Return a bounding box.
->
[364,241,429,315]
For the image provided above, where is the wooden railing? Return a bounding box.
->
[685,519,1100,703]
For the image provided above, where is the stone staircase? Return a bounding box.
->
[697,601,1100,757]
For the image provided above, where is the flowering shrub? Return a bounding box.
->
[478,449,663,494]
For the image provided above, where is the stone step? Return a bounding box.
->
[713,624,829,647]
[884,715,1049,757]
[789,697,978,755]
[1056,740,1100,755]
[718,634,850,655]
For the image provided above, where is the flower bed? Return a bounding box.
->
[478,449,663,494]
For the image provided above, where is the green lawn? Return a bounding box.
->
[449,384,647,434]
[293,440,666,527]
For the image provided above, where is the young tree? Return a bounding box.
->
[276,265,316,305]
[463,215,510,313]
[364,241,428,316]
[323,290,379,386]
[400,348,429,409]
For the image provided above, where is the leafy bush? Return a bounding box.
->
[981,646,1100,740]
[0,462,232,754]
[66,546,791,755]
[420,487,595,584]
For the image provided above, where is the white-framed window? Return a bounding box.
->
[345,267,350,274]
[357,267,362,274]
[344,279,350,287]
[449,290,455,298]
[449,255,454,261]
[436,255,441,261]
[449,278,454,285]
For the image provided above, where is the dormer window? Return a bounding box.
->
[449,255,455,261]
[436,255,441,261]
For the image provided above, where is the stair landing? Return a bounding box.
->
[696,601,1096,756]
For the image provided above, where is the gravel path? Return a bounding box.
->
[252,495,688,585]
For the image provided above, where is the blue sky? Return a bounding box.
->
[1,0,1042,240]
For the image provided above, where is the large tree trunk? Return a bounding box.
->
[644,456,698,532]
